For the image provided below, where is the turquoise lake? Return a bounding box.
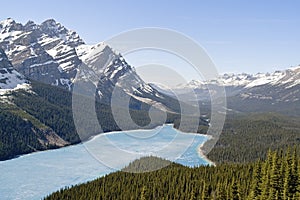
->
[0,124,212,200]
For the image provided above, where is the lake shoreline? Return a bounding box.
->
[0,123,214,165]
[197,141,216,166]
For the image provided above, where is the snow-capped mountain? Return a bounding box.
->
[0,18,83,89]
[0,48,28,93]
[0,18,182,113]
[76,42,157,96]
[181,67,300,89]
[151,66,300,116]
[237,67,300,103]
[75,42,181,112]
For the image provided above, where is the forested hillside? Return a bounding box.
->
[0,81,156,160]
[207,113,300,163]
[45,148,300,200]
[0,81,77,160]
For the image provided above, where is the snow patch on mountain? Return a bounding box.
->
[244,71,286,88]
[0,83,31,95]
[40,19,84,48]
[76,42,107,64]
[0,69,27,90]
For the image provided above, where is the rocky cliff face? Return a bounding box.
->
[0,48,27,90]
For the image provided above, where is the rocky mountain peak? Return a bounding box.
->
[24,20,39,31]
[0,18,87,89]
[41,19,57,27]
[40,19,84,47]
[0,18,23,34]
[40,19,63,35]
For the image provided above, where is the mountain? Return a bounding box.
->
[236,67,300,102]
[177,66,300,97]
[155,66,300,115]
[0,18,186,113]
[75,43,183,113]
[0,18,83,89]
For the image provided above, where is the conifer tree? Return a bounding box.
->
[216,182,227,200]
[140,186,147,200]
[231,178,240,200]
[248,162,262,199]
[270,152,281,196]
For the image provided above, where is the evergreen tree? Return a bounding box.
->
[260,150,273,199]
[231,178,240,200]
[269,151,282,198]
[216,182,227,200]
[248,162,262,199]
[140,186,147,200]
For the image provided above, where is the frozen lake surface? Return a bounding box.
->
[0,124,212,200]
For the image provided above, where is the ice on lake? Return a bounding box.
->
[0,124,212,200]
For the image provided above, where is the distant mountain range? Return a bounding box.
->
[182,67,299,91]
[154,66,300,115]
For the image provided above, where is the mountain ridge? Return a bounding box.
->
[178,65,300,89]
[152,65,300,116]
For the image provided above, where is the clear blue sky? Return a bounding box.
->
[1,0,300,74]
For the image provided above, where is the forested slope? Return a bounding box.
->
[207,113,300,163]
[45,149,300,200]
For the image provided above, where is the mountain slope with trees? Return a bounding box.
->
[0,80,208,161]
[207,113,300,163]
